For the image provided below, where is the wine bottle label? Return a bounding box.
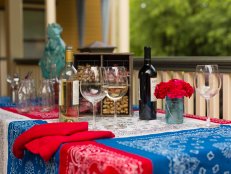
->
[72,80,79,105]
[59,80,79,105]
[59,79,66,106]
[150,78,157,102]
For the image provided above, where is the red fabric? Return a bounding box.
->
[2,107,59,119]
[25,131,115,161]
[59,141,152,174]
[1,104,92,119]
[184,113,231,124]
[13,122,88,159]
[157,109,231,124]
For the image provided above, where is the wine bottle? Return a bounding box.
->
[59,46,79,122]
[138,46,157,120]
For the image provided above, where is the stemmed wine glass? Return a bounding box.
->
[194,65,221,127]
[80,66,106,129]
[102,66,128,129]
[7,73,20,103]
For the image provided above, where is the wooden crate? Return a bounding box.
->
[74,52,133,117]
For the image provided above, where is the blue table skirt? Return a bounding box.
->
[0,96,16,107]
[7,120,60,174]
[97,125,231,173]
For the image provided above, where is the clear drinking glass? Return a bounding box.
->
[194,65,221,127]
[28,79,37,111]
[80,66,106,129]
[17,79,31,113]
[102,66,128,129]
[6,74,20,103]
[38,79,54,112]
[50,63,59,108]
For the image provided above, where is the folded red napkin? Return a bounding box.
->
[25,130,115,161]
[13,122,88,159]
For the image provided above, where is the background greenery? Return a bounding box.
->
[130,0,231,56]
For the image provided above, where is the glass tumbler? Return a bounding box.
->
[165,96,184,124]
[38,79,54,112]
[28,79,37,111]
[17,79,31,113]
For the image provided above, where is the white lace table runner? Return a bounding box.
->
[79,111,211,137]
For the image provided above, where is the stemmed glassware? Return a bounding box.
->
[7,74,20,103]
[194,65,221,127]
[102,66,128,129]
[80,66,106,129]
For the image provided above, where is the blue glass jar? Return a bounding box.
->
[165,96,184,124]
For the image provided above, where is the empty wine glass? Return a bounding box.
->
[6,74,20,103]
[102,66,128,129]
[80,66,106,129]
[194,65,221,127]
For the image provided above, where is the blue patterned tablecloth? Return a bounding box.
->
[0,96,16,107]
[7,120,60,174]
[97,125,231,174]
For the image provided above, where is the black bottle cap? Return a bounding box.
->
[144,46,151,60]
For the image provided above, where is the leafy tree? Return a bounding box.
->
[130,0,231,56]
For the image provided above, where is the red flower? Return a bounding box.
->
[154,79,194,99]
[154,82,168,99]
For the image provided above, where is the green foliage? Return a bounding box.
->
[130,0,231,56]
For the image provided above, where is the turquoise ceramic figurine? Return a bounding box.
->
[39,23,65,79]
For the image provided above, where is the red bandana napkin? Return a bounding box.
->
[59,141,153,174]
[13,122,88,159]
[13,122,115,161]
[26,130,115,161]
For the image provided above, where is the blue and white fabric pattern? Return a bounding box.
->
[7,120,60,174]
[97,125,231,174]
[0,96,16,107]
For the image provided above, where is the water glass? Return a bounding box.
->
[28,79,37,111]
[17,79,31,113]
[50,63,59,107]
[38,79,54,112]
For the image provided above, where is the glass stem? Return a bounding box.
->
[92,102,96,128]
[206,98,210,127]
[114,100,118,126]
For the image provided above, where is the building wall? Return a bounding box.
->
[84,0,102,46]
[56,0,78,50]
[0,10,6,57]
[0,10,7,95]
[56,0,102,51]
